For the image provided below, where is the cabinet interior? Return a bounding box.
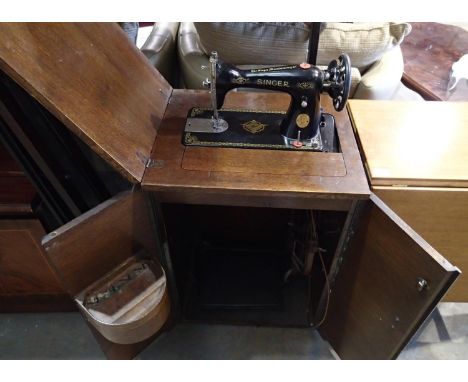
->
[162,204,347,327]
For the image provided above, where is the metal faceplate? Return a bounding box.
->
[185,117,229,133]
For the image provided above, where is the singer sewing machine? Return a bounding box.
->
[0,23,462,361]
[183,51,351,152]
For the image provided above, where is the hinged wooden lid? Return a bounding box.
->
[349,100,468,188]
[0,23,172,183]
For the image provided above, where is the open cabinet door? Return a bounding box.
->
[41,190,170,359]
[319,194,460,359]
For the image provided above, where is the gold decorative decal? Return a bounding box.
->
[189,107,286,115]
[233,77,248,84]
[297,82,313,89]
[242,120,267,134]
[250,65,296,73]
[190,108,204,117]
[256,79,289,87]
[185,133,198,144]
[296,114,310,128]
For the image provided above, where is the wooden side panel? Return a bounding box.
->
[41,190,168,359]
[320,194,459,359]
[0,141,36,208]
[0,220,64,293]
[0,23,172,183]
[374,186,468,302]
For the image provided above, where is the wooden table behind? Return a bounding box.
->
[402,22,468,101]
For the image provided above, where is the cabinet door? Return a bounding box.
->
[41,190,170,359]
[319,194,460,359]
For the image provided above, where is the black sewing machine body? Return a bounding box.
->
[184,52,351,152]
[216,62,324,140]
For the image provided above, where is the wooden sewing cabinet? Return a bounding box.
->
[0,24,460,360]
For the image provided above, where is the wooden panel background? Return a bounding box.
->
[0,23,172,183]
[320,195,459,359]
[0,141,36,209]
[0,220,63,294]
[374,186,468,302]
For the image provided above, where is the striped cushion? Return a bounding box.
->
[194,22,411,72]
[317,22,411,71]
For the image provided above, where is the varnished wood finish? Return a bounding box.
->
[0,177,36,206]
[0,141,23,175]
[320,194,459,359]
[42,191,158,296]
[41,190,169,359]
[143,90,369,209]
[0,143,69,311]
[0,23,172,183]
[374,186,468,302]
[401,22,468,101]
[0,219,67,298]
[153,190,353,211]
[349,100,468,188]
[183,148,346,176]
[0,142,36,208]
[75,257,170,345]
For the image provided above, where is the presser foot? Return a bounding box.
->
[185,117,229,133]
[282,130,323,151]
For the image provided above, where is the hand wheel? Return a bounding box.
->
[324,53,351,112]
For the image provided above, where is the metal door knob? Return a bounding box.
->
[417,277,428,292]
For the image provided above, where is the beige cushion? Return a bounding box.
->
[317,22,411,71]
[194,22,411,71]
[194,22,310,65]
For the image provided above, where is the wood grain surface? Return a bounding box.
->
[182,148,346,176]
[349,100,468,187]
[374,186,468,302]
[401,22,468,101]
[0,142,36,207]
[0,141,23,176]
[0,220,65,295]
[320,194,459,359]
[42,190,170,358]
[42,190,158,296]
[0,23,172,183]
[143,90,369,209]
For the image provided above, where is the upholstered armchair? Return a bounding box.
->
[136,22,180,86]
[177,22,422,100]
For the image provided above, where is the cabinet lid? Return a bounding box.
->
[349,100,468,188]
[0,23,172,183]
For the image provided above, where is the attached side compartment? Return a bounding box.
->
[42,190,171,359]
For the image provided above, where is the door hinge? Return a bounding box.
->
[145,158,165,169]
